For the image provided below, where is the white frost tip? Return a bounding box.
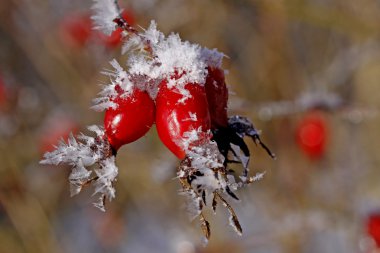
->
[252,171,266,181]
[182,112,197,122]
[91,0,120,35]
[93,157,119,201]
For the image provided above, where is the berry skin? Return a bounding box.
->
[205,67,229,129]
[367,213,380,247]
[104,88,155,151]
[155,81,211,159]
[296,111,327,159]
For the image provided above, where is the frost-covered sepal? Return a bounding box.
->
[40,125,118,211]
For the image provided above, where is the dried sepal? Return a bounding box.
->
[177,138,245,238]
[228,115,276,159]
[200,214,211,240]
[215,192,242,236]
[212,194,217,214]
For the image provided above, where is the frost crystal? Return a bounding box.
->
[92,157,119,211]
[180,189,202,221]
[252,171,266,181]
[40,132,96,167]
[92,59,134,111]
[229,215,243,236]
[180,128,202,151]
[40,126,118,211]
[69,159,92,197]
[91,0,120,35]
[183,112,197,122]
[200,47,225,69]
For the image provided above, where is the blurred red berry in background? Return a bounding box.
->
[60,9,135,49]
[39,113,78,154]
[296,110,328,160]
[59,13,93,48]
[0,75,7,109]
[367,213,380,247]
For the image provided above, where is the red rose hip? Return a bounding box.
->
[156,81,211,159]
[296,111,327,159]
[104,88,155,151]
[205,67,228,129]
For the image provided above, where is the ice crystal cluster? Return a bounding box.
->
[93,19,224,106]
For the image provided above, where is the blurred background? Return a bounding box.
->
[1,0,380,252]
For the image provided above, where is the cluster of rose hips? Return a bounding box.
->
[41,0,275,240]
[100,58,276,239]
[104,67,227,161]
